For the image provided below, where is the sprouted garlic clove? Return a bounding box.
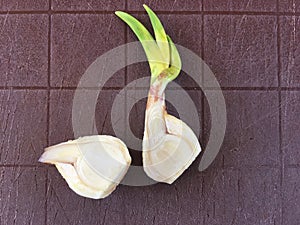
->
[39,135,131,199]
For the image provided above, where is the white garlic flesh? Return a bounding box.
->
[143,84,202,184]
[39,135,131,199]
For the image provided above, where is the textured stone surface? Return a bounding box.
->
[202,167,281,225]
[204,15,278,87]
[121,165,204,225]
[128,0,202,11]
[46,167,126,225]
[0,167,46,225]
[47,163,204,224]
[204,91,280,167]
[0,15,48,87]
[280,16,300,87]
[0,1,298,224]
[49,89,125,146]
[51,14,125,88]
[282,168,300,225]
[282,91,300,164]
[52,0,124,11]
[203,0,276,11]
[0,90,47,165]
[279,0,300,12]
[0,0,49,11]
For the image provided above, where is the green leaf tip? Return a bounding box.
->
[143,4,169,66]
[115,5,181,83]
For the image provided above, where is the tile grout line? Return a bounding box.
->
[1,86,300,91]
[0,10,300,16]
[45,1,52,225]
[276,0,284,224]
[201,2,205,153]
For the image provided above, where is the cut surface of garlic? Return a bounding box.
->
[142,80,201,184]
[116,5,202,184]
[39,135,131,199]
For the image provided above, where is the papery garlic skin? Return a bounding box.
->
[39,135,131,199]
[143,82,201,184]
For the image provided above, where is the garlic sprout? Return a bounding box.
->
[116,5,202,184]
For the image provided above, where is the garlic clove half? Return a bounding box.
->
[39,135,131,199]
[142,96,201,184]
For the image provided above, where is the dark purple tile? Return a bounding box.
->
[202,167,281,225]
[49,89,126,146]
[125,89,146,166]
[201,91,224,169]
[49,90,74,145]
[126,14,202,88]
[0,0,49,11]
[0,15,48,87]
[124,171,204,225]
[122,160,204,225]
[0,90,47,165]
[282,167,300,225]
[203,0,276,12]
[204,15,278,88]
[0,167,46,225]
[280,16,300,87]
[282,91,300,164]
[52,0,125,11]
[47,167,126,225]
[51,14,125,88]
[279,0,300,12]
[204,91,280,167]
[128,0,202,11]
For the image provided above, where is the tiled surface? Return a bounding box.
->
[202,168,281,224]
[0,15,48,87]
[47,167,126,224]
[51,14,125,88]
[0,0,49,11]
[127,0,202,11]
[49,89,125,145]
[282,168,300,225]
[121,165,204,225]
[204,15,278,87]
[203,0,277,12]
[280,16,300,87]
[279,0,300,12]
[282,91,300,165]
[52,0,125,11]
[0,0,299,224]
[204,91,280,167]
[0,167,46,225]
[0,90,47,165]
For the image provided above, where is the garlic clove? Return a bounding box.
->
[39,135,131,199]
[55,163,110,199]
[143,102,201,184]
